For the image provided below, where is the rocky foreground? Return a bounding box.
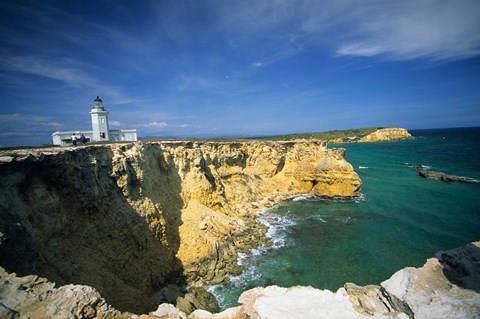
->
[1,241,479,319]
[0,140,360,314]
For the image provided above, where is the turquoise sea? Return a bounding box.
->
[210,127,480,309]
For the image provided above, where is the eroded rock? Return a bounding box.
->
[418,170,479,183]
[0,266,129,319]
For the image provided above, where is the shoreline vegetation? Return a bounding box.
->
[253,127,383,142]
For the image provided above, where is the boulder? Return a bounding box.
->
[176,287,219,315]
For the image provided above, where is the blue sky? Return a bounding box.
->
[1,0,480,147]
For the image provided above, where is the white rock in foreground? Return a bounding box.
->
[238,285,398,319]
[382,242,480,319]
[217,241,480,319]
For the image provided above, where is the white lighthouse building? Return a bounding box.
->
[52,96,137,146]
[90,96,110,141]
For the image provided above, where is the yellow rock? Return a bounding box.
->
[0,140,362,308]
[359,128,411,142]
[107,140,361,271]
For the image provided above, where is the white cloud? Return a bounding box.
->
[143,121,168,128]
[180,124,190,128]
[41,121,62,127]
[109,120,124,127]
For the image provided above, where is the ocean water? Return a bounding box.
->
[210,127,480,309]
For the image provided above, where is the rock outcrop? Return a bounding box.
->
[358,128,411,142]
[0,140,361,313]
[2,242,478,319]
[418,170,479,183]
[0,266,129,319]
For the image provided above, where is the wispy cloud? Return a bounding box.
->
[142,121,168,128]
[0,55,94,87]
[335,1,480,61]
[281,84,316,98]
[209,0,480,63]
[251,47,301,68]
[0,54,142,105]
[0,113,65,142]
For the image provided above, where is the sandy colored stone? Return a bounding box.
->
[359,128,411,142]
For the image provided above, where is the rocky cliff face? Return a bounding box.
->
[2,242,478,319]
[358,128,411,142]
[0,140,361,313]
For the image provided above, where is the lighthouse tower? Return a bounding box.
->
[89,96,110,141]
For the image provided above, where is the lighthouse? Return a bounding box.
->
[51,96,137,145]
[90,96,110,141]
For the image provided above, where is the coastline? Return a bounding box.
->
[0,128,475,318]
[0,139,361,314]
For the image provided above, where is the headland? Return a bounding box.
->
[0,139,360,314]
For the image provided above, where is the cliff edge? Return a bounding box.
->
[0,140,360,313]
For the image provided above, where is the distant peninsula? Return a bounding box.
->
[254,127,412,143]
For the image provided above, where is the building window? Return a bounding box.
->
[101,118,105,124]
[100,132,105,138]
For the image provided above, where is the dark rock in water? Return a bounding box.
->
[409,164,427,171]
[418,170,478,183]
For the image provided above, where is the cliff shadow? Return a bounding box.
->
[436,243,480,293]
[0,146,187,314]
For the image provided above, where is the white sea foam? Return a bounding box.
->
[311,215,327,223]
[257,210,296,248]
[358,166,369,169]
[355,193,367,203]
[335,216,356,224]
[227,208,297,290]
[292,196,308,201]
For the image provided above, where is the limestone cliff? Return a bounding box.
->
[358,128,411,142]
[2,241,478,319]
[0,140,360,313]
